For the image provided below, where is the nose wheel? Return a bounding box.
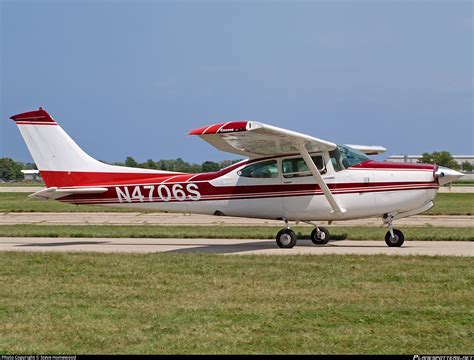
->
[383,214,405,247]
[385,229,404,247]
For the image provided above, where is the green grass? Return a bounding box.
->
[0,252,472,354]
[426,193,474,215]
[0,192,147,213]
[0,181,45,187]
[0,192,472,215]
[0,181,44,187]
[452,179,474,185]
[0,224,472,241]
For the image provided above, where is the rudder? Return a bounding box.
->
[10,107,173,188]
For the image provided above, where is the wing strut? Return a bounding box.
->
[297,144,346,214]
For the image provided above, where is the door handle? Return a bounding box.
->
[283,181,292,184]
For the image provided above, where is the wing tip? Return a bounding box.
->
[189,121,249,136]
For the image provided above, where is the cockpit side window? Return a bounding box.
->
[282,155,326,178]
[329,145,369,171]
[238,160,278,178]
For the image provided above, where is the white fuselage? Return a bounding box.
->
[88,153,438,222]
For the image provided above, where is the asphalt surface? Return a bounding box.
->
[0,237,471,256]
[1,212,472,227]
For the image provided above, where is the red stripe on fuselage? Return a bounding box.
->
[60,181,438,205]
[39,159,435,188]
[39,161,247,188]
[40,171,180,188]
[59,180,438,204]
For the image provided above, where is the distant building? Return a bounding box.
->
[387,155,474,166]
[386,155,474,180]
[21,169,42,181]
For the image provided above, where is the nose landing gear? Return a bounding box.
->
[383,213,405,247]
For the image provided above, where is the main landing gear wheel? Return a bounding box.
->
[276,229,297,249]
[311,227,330,245]
[385,229,404,247]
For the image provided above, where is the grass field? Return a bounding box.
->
[0,192,144,213]
[0,192,473,215]
[0,224,472,241]
[0,252,471,354]
[452,180,474,185]
[425,193,473,215]
[0,182,44,187]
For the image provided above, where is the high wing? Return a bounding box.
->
[189,121,337,158]
[190,121,346,214]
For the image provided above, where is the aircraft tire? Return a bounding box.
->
[276,229,297,249]
[311,227,330,245]
[385,229,404,247]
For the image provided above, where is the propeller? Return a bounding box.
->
[434,166,464,186]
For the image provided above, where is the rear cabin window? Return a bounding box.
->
[282,156,326,178]
[238,160,278,178]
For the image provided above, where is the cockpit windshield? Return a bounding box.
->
[329,145,370,171]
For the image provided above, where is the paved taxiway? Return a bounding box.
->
[1,212,472,227]
[0,237,471,256]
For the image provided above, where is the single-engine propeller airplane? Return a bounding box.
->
[11,108,463,248]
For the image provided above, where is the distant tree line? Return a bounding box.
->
[109,157,242,173]
[418,151,473,172]
[0,158,36,181]
[1,151,472,181]
[0,156,241,181]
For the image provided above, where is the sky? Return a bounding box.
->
[1,0,472,164]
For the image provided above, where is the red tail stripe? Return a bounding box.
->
[15,121,58,126]
[10,108,56,123]
[40,171,182,188]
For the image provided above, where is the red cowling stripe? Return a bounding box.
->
[350,161,435,171]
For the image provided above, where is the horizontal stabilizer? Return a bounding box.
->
[29,187,108,200]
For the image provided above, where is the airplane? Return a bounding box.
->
[10,107,463,248]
